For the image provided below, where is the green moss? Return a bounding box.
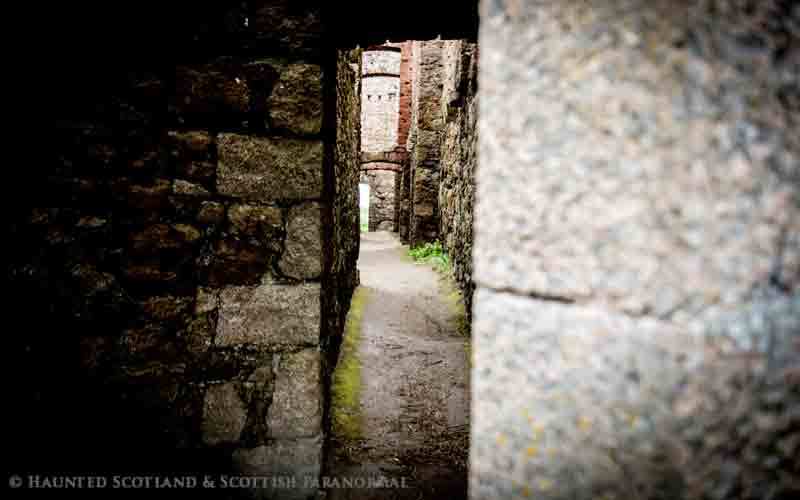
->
[331,286,368,440]
[441,280,470,338]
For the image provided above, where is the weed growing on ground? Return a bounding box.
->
[408,241,450,274]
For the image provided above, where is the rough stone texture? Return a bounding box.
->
[228,203,283,238]
[36,3,477,496]
[473,1,800,499]
[232,436,323,500]
[267,349,323,438]
[278,202,323,280]
[398,155,412,242]
[360,168,397,232]
[325,48,363,388]
[361,75,400,152]
[171,64,251,120]
[397,41,415,147]
[218,133,323,201]
[250,0,323,54]
[268,63,323,135]
[202,382,248,445]
[168,130,216,185]
[407,40,446,248]
[362,49,401,75]
[217,283,321,347]
[439,40,478,324]
[360,149,407,165]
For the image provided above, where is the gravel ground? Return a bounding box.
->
[326,231,470,500]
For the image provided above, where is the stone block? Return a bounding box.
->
[217,283,320,347]
[139,295,193,323]
[231,435,323,500]
[197,201,226,226]
[251,0,323,53]
[202,382,247,446]
[172,65,250,118]
[268,63,323,135]
[267,348,322,438]
[203,237,270,287]
[228,204,283,238]
[278,202,322,280]
[120,179,171,214]
[168,130,216,183]
[128,223,202,256]
[217,134,323,201]
[172,179,211,197]
[471,288,694,500]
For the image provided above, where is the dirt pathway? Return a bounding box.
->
[327,231,470,500]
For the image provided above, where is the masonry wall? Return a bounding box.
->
[407,40,446,248]
[473,1,800,499]
[439,40,478,325]
[360,49,401,153]
[397,42,415,147]
[21,2,361,496]
[360,166,399,231]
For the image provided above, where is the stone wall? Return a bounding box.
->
[360,167,398,231]
[407,40,446,248]
[473,1,800,499]
[362,49,401,75]
[396,41,415,242]
[360,49,401,153]
[326,47,363,444]
[397,41,415,147]
[24,3,361,496]
[439,40,478,324]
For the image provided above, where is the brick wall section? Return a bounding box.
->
[397,41,415,146]
[439,40,478,326]
[28,3,361,495]
[402,41,421,243]
[473,1,800,499]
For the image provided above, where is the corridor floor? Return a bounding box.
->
[327,231,470,499]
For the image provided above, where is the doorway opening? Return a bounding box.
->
[358,182,370,232]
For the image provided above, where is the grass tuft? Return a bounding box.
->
[408,241,451,273]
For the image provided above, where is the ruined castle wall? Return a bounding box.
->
[397,42,415,147]
[439,40,478,325]
[473,1,800,499]
[408,40,446,248]
[398,41,418,242]
[360,49,401,153]
[360,166,398,232]
[25,3,361,495]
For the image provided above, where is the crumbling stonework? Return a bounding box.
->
[30,4,361,495]
[360,167,398,231]
[360,48,401,153]
[397,41,416,242]
[23,2,800,499]
[473,1,800,499]
[406,40,447,247]
[397,41,415,147]
[439,40,478,323]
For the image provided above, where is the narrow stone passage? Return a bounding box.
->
[327,231,470,499]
